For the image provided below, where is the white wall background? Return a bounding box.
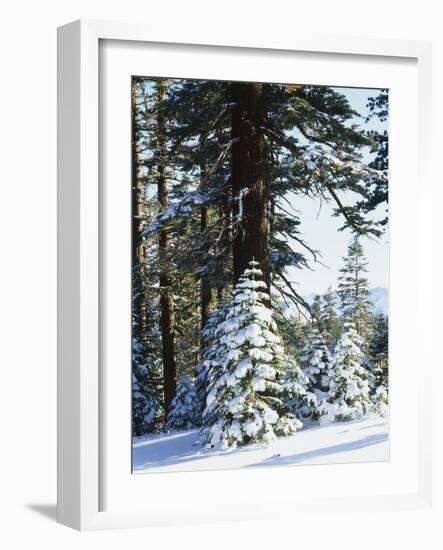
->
[0,1,441,547]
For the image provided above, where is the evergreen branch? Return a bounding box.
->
[275,269,314,319]
[262,123,335,152]
[208,104,233,132]
[261,126,302,157]
[286,232,323,265]
[275,284,312,323]
[198,138,239,190]
[293,121,336,148]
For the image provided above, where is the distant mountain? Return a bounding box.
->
[289,287,388,318]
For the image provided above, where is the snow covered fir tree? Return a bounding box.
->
[319,323,373,423]
[299,325,332,393]
[297,325,332,419]
[369,312,389,387]
[338,236,373,346]
[200,261,303,449]
[165,376,200,431]
[130,76,390,472]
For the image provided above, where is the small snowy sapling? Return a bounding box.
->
[319,323,373,423]
[165,376,201,431]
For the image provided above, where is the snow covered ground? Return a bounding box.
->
[133,417,388,474]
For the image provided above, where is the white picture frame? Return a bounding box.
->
[57,19,433,531]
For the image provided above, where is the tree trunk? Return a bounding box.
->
[156,80,177,418]
[216,192,229,305]
[132,80,142,262]
[200,204,212,349]
[131,79,147,344]
[230,82,270,289]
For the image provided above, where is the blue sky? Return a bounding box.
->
[286,86,389,296]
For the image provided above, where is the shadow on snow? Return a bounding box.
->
[133,429,261,470]
[133,420,388,471]
[248,431,388,468]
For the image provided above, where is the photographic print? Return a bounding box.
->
[131,78,389,474]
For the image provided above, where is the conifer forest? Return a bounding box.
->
[131,77,389,472]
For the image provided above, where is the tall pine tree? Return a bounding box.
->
[154,80,178,416]
[131,78,163,434]
[321,286,341,347]
[153,80,386,313]
[338,236,373,344]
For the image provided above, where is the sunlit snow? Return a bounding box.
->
[133,417,388,474]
